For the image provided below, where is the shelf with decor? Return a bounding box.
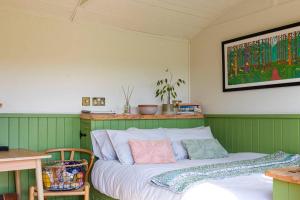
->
[80,113,204,120]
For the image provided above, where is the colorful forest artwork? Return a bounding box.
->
[222,22,300,91]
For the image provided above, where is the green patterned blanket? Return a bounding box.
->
[151,151,300,193]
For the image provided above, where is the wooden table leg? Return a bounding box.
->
[35,160,44,200]
[15,170,21,200]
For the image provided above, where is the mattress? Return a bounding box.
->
[91,153,273,200]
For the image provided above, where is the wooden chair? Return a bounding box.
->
[29,148,95,200]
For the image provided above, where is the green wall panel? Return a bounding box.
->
[5,113,300,199]
[0,114,80,200]
[205,114,300,154]
[273,179,300,200]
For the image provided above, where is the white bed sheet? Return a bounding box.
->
[91,153,273,200]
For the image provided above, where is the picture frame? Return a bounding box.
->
[222,22,300,92]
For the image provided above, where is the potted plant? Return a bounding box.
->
[155,69,185,114]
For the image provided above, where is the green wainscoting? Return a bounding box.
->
[273,179,300,200]
[0,114,80,200]
[3,113,300,200]
[205,114,300,154]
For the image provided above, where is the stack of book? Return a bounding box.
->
[177,103,202,114]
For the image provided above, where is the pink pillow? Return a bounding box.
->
[128,139,176,164]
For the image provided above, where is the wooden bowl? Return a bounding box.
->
[138,105,158,115]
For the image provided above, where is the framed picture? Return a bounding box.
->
[222,22,300,92]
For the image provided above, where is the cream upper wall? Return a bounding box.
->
[0,8,189,113]
[190,0,300,114]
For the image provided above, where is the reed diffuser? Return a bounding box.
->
[122,86,134,114]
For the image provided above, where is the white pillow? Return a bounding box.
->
[162,126,214,160]
[91,131,103,159]
[127,127,164,134]
[91,130,117,160]
[107,129,166,165]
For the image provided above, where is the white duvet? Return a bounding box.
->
[91,153,273,200]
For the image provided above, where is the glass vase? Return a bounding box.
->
[124,103,131,114]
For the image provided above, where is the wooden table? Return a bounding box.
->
[0,149,51,200]
[266,167,300,200]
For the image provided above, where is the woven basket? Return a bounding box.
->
[42,160,87,191]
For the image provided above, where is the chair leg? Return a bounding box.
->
[84,184,90,200]
[29,186,35,200]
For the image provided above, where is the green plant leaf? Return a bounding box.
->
[171,92,176,98]
[155,70,185,102]
[178,79,186,84]
[155,90,160,97]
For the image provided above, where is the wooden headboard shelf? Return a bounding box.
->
[80,113,204,121]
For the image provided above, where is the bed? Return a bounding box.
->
[91,152,273,200]
[87,125,300,200]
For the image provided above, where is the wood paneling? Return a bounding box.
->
[1,0,246,38]
[273,179,300,200]
[205,114,300,154]
[3,113,300,200]
[0,114,80,200]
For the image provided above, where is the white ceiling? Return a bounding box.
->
[0,0,296,39]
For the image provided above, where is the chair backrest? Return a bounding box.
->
[45,148,95,182]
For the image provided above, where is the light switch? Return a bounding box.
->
[82,97,90,106]
[92,97,105,106]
